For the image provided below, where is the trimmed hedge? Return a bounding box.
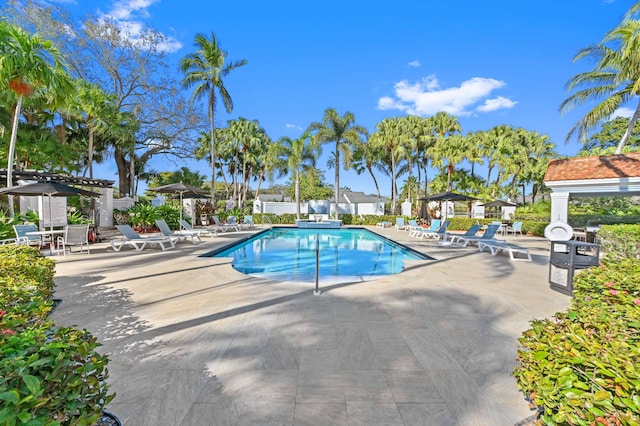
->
[0,246,114,425]
[514,225,640,425]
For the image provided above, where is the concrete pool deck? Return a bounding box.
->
[49,226,571,425]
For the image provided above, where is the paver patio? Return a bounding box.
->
[49,226,571,425]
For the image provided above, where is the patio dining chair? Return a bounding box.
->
[56,224,90,255]
[13,224,43,248]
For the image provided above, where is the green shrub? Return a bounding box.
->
[0,246,114,424]
[127,202,159,228]
[514,230,640,425]
[155,203,181,229]
[599,224,640,262]
[569,215,640,228]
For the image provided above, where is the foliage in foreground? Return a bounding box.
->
[514,225,640,425]
[0,246,114,425]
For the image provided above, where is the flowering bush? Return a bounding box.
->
[514,255,640,425]
[0,246,114,425]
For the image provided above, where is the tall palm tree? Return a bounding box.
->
[65,80,117,178]
[369,117,410,213]
[278,133,321,219]
[352,137,383,199]
[560,3,640,154]
[0,21,72,216]
[180,32,247,208]
[308,108,367,219]
[430,112,462,191]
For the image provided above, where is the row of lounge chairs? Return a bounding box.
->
[110,215,255,252]
[402,221,532,261]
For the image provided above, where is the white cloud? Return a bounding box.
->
[408,60,421,68]
[377,75,516,117]
[99,0,183,53]
[285,123,303,131]
[477,96,518,112]
[613,107,634,118]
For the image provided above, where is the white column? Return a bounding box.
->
[99,187,114,228]
[550,192,570,223]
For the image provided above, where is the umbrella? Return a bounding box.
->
[148,182,208,222]
[0,182,100,233]
[418,192,478,220]
[481,200,516,208]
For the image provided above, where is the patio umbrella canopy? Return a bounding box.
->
[148,182,208,222]
[0,182,100,231]
[481,200,516,208]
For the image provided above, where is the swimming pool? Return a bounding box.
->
[206,227,429,283]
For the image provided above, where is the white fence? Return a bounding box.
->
[254,200,384,216]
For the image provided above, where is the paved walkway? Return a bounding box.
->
[49,226,570,425]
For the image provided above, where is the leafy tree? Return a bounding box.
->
[7,1,207,197]
[581,116,640,153]
[0,20,73,216]
[369,117,409,213]
[148,167,207,188]
[286,168,333,201]
[180,32,247,207]
[560,1,640,154]
[308,108,367,219]
[278,132,321,218]
[429,111,462,191]
[352,137,383,199]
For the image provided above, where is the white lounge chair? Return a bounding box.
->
[155,219,201,244]
[445,224,482,244]
[179,219,217,237]
[241,215,255,229]
[395,217,406,230]
[409,219,441,238]
[478,240,532,261]
[456,224,501,247]
[419,221,450,239]
[227,216,242,231]
[209,215,240,232]
[111,225,176,252]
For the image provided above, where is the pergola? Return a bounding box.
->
[0,169,115,227]
[544,153,640,223]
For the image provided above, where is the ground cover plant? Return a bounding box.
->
[0,246,114,425]
[514,225,640,425]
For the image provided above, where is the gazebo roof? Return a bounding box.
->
[544,153,640,182]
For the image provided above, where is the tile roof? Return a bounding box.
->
[544,153,640,182]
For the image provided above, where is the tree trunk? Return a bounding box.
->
[616,98,640,154]
[334,142,340,219]
[367,165,381,199]
[295,170,301,220]
[6,94,23,217]
[114,147,131,197]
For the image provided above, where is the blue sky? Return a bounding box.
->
[44,0,636,196]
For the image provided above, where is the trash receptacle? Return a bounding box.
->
[549,240,600,295]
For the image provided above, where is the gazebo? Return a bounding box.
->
[544,153,640,223]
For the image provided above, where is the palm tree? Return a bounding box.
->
[560,3,640,154]
[278,133,321,219]
[308,108,367,219]
[0,21,72,216]
[180,32,247,208]
[429,112,462,191]
[352,137,383,199]
[66,80,117,178]
[369,117,410,214]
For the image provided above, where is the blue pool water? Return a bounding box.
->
[208,227,428,282]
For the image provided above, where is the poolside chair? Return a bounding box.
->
[419,220,450,239]
[241,215,255,229]
[375,221,392,228]
[227,216,242,231]
[395,217,406,230]
[179,219,217,237]
[505,221,523,237]
[55,224,90,255]
[456,224,502,247]
[13,224,43,248]
[155,219,201,244]
[406,219,419,232]
[478,240,532,261]
[445,224,482,245]
[111,225,176,252]
[409,219,441,238]
[209,215,240,232]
